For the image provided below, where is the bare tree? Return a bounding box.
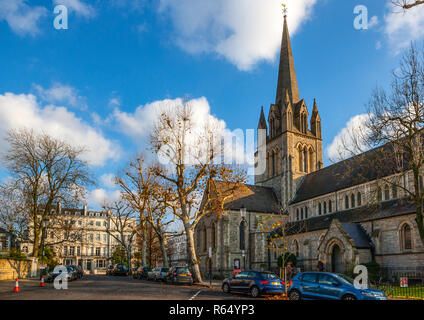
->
[116,155,160,267]
[151,99,247,283]
[0,129,94,257]
[104,201,138,271]
[334,43,424,244]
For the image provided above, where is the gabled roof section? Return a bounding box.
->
[340,222,374,249]
[208,181,280,214]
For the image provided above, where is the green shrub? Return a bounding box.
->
[6,249,27,260]
[364,261,381,283]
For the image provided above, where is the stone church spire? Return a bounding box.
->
[275,14,300,106]
[258,106,267,132]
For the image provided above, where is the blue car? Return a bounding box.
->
[222,270,285,298]
[288,272,388,300]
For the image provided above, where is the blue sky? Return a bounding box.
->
[0,0,423,208]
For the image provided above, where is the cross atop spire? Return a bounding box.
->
[275,13,300,106]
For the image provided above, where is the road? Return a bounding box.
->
[0,275,257,300]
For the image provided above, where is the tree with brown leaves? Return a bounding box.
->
[151,99,247,283]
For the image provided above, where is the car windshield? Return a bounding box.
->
[176,267,189,273]
[335,274,354,285]
[260,273,279,279]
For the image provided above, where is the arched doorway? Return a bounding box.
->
[331,245,342,273]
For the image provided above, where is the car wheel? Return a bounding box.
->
[288,290,301,301]
[342,294,357,301]
[222,283,230,294]
[250,286,260,298]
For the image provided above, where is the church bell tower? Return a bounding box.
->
[254,12,323,207]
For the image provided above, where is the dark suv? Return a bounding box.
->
[165,266,193,285]
[112,264,128,276]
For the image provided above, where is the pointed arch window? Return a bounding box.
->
[296,209,299,221]
[203,227,207,252]
[211,223,216,249]
[351,194,355,208]
[328,200,333,213]
[298,146,303,172]
[384,185,390,200]
[357,192,362,206]
[318,203,322,215]
[239,221,246,250]
[323,201,327,214]
[300,208,304,220]
[345,195,349,209]
[392,185,398,199]
[401,224,412,251]
[303,149,308,172]
[309,149,314,172]
[294,240,299,257]
[377,187,382,202]
[305,207,308,219]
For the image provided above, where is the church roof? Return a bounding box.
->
[269,199,415,239]
[339,223,374,249]
[276,15,300,106]
[211,181,280,214]
[290,143,406,205]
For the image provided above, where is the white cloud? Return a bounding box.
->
[0,92,120,166]
[384,1,424,51]
[158,0,317,71]
[326,114,371,161]
[33,83,87,110]
[88,188,121,207]
[114,97,251,166]
[0,0,47,36]
[108,97,121,108]
[369,15,379,29]
[52,0,96,18]
[376,41,382,50]
[100,173,117,189]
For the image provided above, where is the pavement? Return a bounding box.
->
[0,275,255,300]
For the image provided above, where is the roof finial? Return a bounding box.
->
[282,3,288,17]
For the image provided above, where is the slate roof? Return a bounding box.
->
[340,223,374,249]
[291,143,407,205]
[211,181,280,214]
[269,199,415,239]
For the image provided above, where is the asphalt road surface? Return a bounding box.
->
[0,275,259,300]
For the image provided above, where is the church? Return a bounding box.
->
[194,15,424,279]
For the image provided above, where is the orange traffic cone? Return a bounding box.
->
[13,278,19,293]
[40,275,45,287]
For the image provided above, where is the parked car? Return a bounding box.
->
[66,265,79,281]
[287,272,388,300]
[69,265,84,279]
[134,266,152,280]
[46,265,74,283]
[112,264,129,276]
[222,270,285,298]
[154,267,170,281]
[106,265,115,276]
[147,268,158,280]
[165,266,193,285]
